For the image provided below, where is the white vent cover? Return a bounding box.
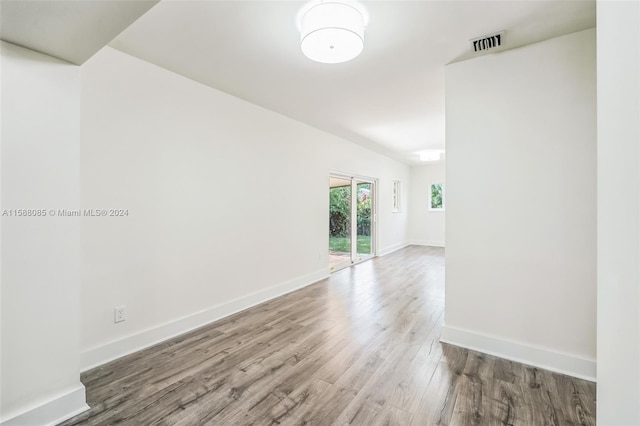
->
[470,31,505,53]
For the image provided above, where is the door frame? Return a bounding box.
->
[329,171,378,271]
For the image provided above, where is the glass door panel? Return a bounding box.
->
[356,181,373,260]
[329,177,352,271]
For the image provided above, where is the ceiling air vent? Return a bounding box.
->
[470,31,505,53]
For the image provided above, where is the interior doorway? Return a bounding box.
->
[329,174,376,271]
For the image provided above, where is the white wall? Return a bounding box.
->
[0,42,87,424]
[80,47,410,368]
[409,163,445,247]
[597,1,640,423]
[442,29,597,380]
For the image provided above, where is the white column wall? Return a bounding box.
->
[596,1,640,424]
[443,29,597,379]
[1,41,86,425]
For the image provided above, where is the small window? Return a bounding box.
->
[430,183,444,210]
[392,180,401,212]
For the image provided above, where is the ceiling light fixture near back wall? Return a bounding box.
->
[297,0,368,64]
[419,150,445,162]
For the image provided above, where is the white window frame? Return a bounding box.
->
[392,180,401,212]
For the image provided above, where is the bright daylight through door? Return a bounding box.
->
[329,175,375,271]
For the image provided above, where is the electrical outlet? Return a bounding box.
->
[114,306,126,323]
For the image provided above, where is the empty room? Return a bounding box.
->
[1,0,638,425]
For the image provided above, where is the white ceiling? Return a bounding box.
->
[0,0,158,65]
[1,0,596,164]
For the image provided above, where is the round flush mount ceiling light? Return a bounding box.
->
[297,1,368,64]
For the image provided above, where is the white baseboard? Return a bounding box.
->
[378,242,410,257]
[80,269,330,371]
[411,240,445,248]
[440,325,596,382]
[1,384,88,426]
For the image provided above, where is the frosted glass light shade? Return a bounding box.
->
[299,1,366,64]
[419,150,444,162]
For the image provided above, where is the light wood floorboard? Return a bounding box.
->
[61,246,595,425]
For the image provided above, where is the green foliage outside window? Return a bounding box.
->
[329,186,371,238]
[431,184,444,209]
[329,187,351,238]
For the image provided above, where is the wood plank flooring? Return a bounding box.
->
[61,246,596,425]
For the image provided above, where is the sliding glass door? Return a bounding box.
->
[329,177,352,270]
[329,175,375,271]
[356,180,373,260]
